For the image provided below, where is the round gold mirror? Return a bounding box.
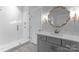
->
[48,6,70,33]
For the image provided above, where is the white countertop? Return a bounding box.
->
[37,31,79,42]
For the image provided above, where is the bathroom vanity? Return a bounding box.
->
[37,32,79,52]
[37,6,79,52]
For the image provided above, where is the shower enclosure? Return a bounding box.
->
[0,6,29,51]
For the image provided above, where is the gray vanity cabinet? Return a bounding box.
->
[38,35,62,52]
[47,36,61,45]
[46,36,62,52]
[37,34,79,52]
[38,35,54,52]
[46,36,74,52]
[62,40,79,51]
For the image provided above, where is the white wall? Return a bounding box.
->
[29,6,41,44]
[29,6,79,44]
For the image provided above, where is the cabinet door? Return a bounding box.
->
[47,36,61,45]
[70,41,79,51]
[37,35,55,52]
[62,40,79,51]
[37,35,47,52]
[62,40,71,48]
[46,42,61,52]
[46,36,62,52]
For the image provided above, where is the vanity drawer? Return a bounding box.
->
[62,40,71,47]
[62,40,79,51]
[37,35,47,41]
[47,36,61,45]
[47,42,75,52]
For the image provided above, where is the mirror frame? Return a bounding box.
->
[48,6,70,28]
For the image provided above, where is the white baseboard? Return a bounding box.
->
[0,39,29,52]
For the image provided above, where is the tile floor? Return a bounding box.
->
[6,42,37,52]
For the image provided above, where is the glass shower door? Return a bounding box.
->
[0,6,19,51]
